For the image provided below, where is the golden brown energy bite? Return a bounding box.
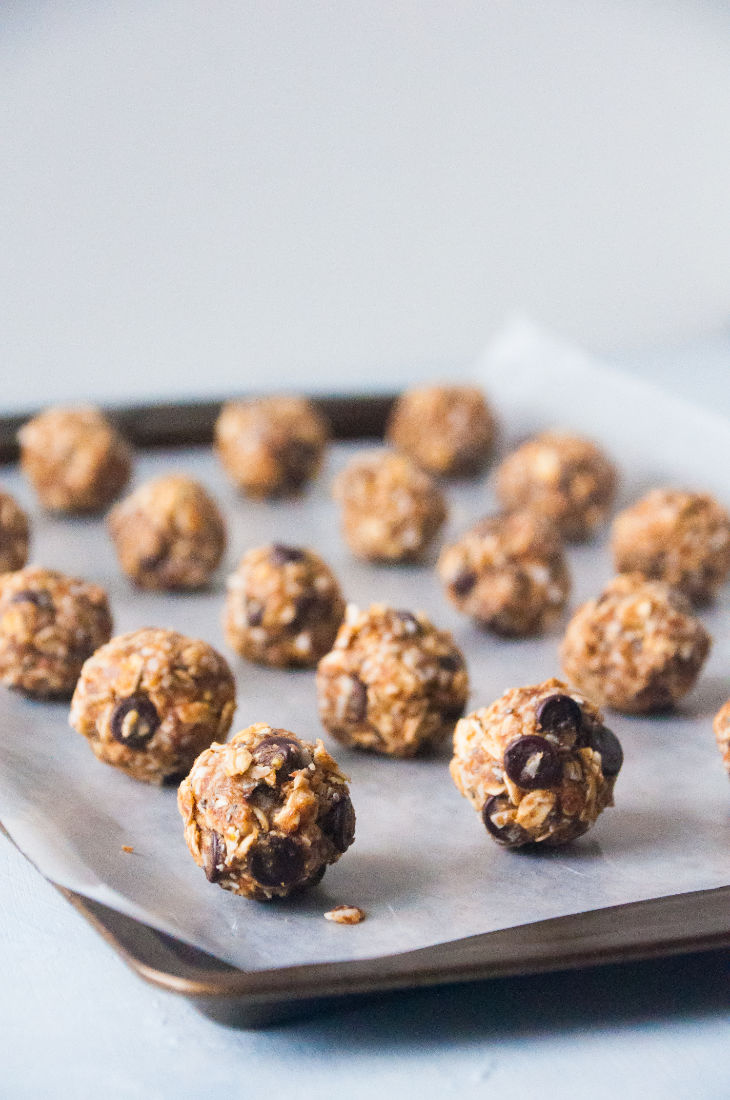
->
[224,544,345,668]
[495,431,617,541]
[316,604,469,757]
[561,573,710,714]
[18,406,132,513]
[438,510,570,636]
[712,701,730,777]
[451,679,622,848]
[70,628,235,785]
[0,490,30,573]
[333,449,447,562]
[0,567,112,698]
[108,475,226,590]
[386,384,497,476]
[612,489,730,605]
[214,396,328,498]
[178,724,355,900]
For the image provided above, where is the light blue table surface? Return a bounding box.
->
[1,334,729,1100]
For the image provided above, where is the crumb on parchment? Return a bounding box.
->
[324,905,365,925]
[121,845,134,854]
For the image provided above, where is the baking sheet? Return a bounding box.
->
[0,322,728,973]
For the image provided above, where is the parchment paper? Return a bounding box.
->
[0,321,728,973]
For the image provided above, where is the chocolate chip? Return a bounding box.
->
[9,589,53,611]
[451,569,477,597]
[438,653,464,672]
[482,795,530,848]
[344,675,368,723]
[394,609,421,634]
[442,699,466,721]
[249,834,304,887]
[109,693,160,749]
[270,543,306,566]
[503,735,562,790]
[252,732,311,779]
[246,598,264,627]
[318,791,356,853]
[535,693,583,739]
[588,724,624,778]
[290,592,330,632]
[203,831,225,883]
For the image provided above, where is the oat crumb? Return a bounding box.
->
[324,904,365,925]
[121,845,134,854]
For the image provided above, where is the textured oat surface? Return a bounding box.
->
[387,383,497,476]
[18,406,132,513]
[0,490,29,573]
[612,488,730,604]
[438,509,570,636]
[178,723,355,899]
[561,572,710,713]
[224,543,345,667]
[495,431,617,541]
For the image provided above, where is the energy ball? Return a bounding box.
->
[214,396,328,498]
[178,723,355,900]
[0,567,112,698]
[316,603,469,757]
[108,474,226,590]
[451,678,622,849]
[438,510,570,636]
[0,490,30,573]
[712,701,730,778]
[495,431,618,541]
[333,449,447,563]
[612,489,730,605]
[224,543,345,668]
[560,573,710,714]
[70,628,236,785]
[386,384,497,476]
[18,406,132,513]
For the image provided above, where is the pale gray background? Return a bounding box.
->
[1,3,730,1098]
[1,1,730,410]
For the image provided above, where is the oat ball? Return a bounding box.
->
[70,628,236,785]
[18,406,132,514]
[214,396,328,498]
[0,490,30,573]
[712,701,730,778]
[333,449,447,563]
[224,544,345,668]
[108,475,226,590]
[438,510,570,636]
[316,604,469,757]
[561,573,710,714]
[178,723,355,900]
[386,384,497,476]
[612,489,730,605]
[451,678,622,848]
[495,432,618,541]
[0,567,112,698]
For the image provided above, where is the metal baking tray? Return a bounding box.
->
[1,393,729,1028]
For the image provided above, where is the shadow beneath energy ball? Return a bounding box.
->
[676,675,729,719]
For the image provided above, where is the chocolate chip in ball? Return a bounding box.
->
[290,592,330,632]
[438,652,464,672]
[451,569,477,597]
[503,735,562,790]
[394,609,421,634]
[110,693,160,749]
[249,834,304,887]
[9,589,53,611]
[203,831,225,883]
[318,792,356,853]
[246,598,264,627]
[535,693,583,740]
[279,440,318,491]
[588,724,624,778]
[270,543,306,566]
[442,699,467,721]
[482,795,530,848]
[252,732,311,779]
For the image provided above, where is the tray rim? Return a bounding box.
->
[2,390,729,1018]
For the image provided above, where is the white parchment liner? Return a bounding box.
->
[0,321,728,973]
